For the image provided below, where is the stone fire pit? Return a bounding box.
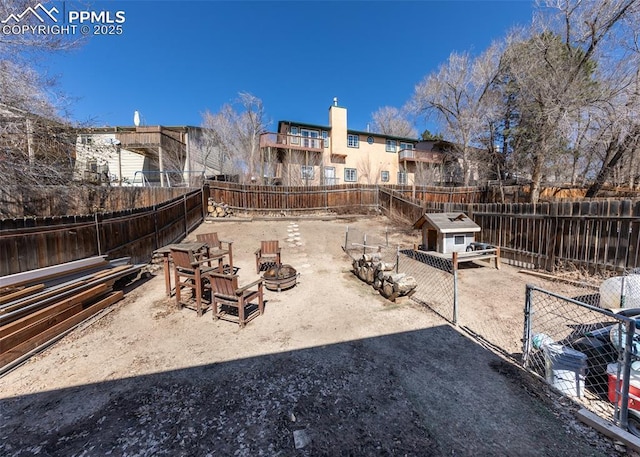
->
[262,264,298,292]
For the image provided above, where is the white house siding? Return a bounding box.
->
[75,133,146,185]
[442,233,476,254]
[185,127,225,180]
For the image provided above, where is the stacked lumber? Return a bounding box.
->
[0,256,143,374]
[352,253,417,302]
[207,198,233,218]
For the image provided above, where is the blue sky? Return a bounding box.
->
[43,1,534,135]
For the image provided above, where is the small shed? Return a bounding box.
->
[413,212,481,254]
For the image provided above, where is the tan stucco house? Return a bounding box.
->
[259,101,448,186]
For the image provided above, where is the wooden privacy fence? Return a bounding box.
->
[465,200,640,273]
[4,182,640,276]
[208,183,379,212]
[382,184,488,205]
[0,189,204,276]
[0,186,193,218]
[379,188,640,273]
[207,182,486,213]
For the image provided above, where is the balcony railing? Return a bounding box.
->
[260,132,324,153]
[399,148,444,163]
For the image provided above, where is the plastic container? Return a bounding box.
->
[607,363,640,410]
[532,333,553,349]
[600,274,640,309]
[543,343,588,397]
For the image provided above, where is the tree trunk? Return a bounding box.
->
[529,154,544,204]
[586,127,640,198]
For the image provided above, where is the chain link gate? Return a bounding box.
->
[523,285,638,431]
[397,249,457,324]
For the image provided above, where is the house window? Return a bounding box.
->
[454,235,466,245]
[301,128,320,148]
[344,168,357,182]
[347,134,359,148]
[324,166,337,185]
[301,165,314,179]
[400,142,414,151]
[322,130,329,148]
[290,126,299,144]
[381,171,389,182]
[397,171,407,184]
[386,139,397,152]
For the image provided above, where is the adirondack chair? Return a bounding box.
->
[196,232,233,272]
[255,240,281,273]
[209,272,264,327]
[171,247,217,316]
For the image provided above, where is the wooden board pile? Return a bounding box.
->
[352,253,417,302]
[0,256,143,374]
[207,198,233,218]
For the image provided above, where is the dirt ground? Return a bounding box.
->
[0,215,632,456]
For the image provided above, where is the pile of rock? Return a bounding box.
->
[207,199,233,218]
[352,253,417,302]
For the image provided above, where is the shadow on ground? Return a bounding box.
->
[0,325,609,457]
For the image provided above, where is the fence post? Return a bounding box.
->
[201,184,209,219]
[183,194,188,238]
[396,245,400,274]
[153,204,159,250]
[344,226,349,251]
[363,233,367,256]
[326,186,329,212]
[522,285,534,367]
[94,212,102,256]
[452,252,458,325]
[618,319,635,429]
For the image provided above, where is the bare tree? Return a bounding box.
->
[494,0,640,201]
[408,43,504,186]
[370,106,417,138]
[356,155,381,185]
[0,1,86,193]
[200,92,270,183]
[280,150,323,186]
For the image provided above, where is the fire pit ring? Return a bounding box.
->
[262,264,298,292]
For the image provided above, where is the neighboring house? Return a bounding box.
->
[413,212,481,254]
[75,125,223,187]
[259,101,449,186]
[0,103,76,184]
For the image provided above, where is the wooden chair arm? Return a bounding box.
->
[236,279,263,295]
[209,272,238,280]
[190,256,221,267]
[255,248,262,256]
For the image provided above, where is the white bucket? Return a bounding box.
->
[543,343,587,397]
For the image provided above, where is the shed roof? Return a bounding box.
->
[413,212,481,234]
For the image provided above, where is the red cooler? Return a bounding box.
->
[607,363,640,410]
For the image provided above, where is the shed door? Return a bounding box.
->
[427,229,437,251]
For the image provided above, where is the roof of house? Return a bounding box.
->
[413,212,481,234]
[276,120,419,142]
